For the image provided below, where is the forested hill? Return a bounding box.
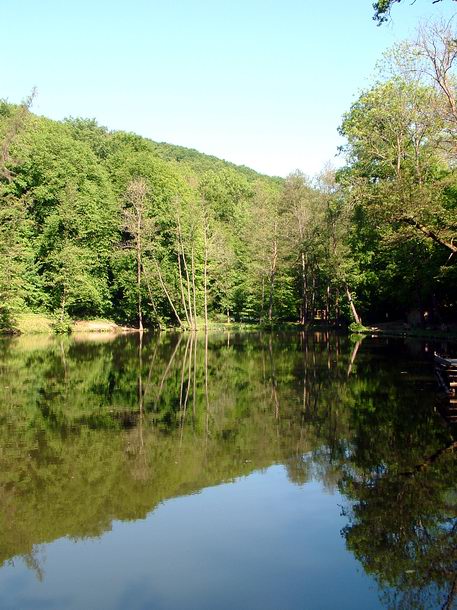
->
[67,116,279,182]
[1,104,290,331]
[2,17,457,336]
[148,140,282,183]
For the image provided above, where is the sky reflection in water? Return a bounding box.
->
[0,331,455,609]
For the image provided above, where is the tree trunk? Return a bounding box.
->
[301,251,307,324]
[153,260,183,328]
[401,217,457,255]
[137,214,143,332]
[346,286,361,325]
[143,265,160,329]
[260,277,265,324]
[326,284,330,323]
[177,252,190,328]
[268,223,278,322]
[181,246,194,329]
[335,288,340,324]
[311,275,316,320]
[191,245,197,330]
[203,222,208,330]
[176,217,194,328]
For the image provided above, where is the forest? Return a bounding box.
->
[1,20,457,333]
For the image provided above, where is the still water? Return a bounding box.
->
[0,331,456,610]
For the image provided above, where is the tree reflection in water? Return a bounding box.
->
[0,331,455,608]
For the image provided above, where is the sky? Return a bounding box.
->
[2,0,457,177]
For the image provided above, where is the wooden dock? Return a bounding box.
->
[434,353,457,422]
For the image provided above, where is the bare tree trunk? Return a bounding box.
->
[191,245,197,330]
[335,288,340,324]
[268,223,278,322]
[178,229,194,328]
[203,222,208,330]
[301,251,307,324]
[137,212,143,332]
[346,286,362,325]
[176,216,194,328]
[401,216,457,255]
[125,179,148,332]
[152,260,183,328]
[177,252,190,328]
[143,265,160,330]
[418,21,457,125]
[326,284,330,324]
[182,252,193,329]
[311,275,316,320]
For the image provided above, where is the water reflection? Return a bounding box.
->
[0,331,456,609]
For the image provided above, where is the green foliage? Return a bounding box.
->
[199,168,253,221]
[51,313,72,334]
[348,322,368,333]
[372,0,448,24]
[3,34,457,335]
[339,72,457,322]
[1,104,297,330]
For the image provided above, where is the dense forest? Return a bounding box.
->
[1,20,457,332]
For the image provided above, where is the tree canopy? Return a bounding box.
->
[373,0,452,24]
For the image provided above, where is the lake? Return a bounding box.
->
[0,331,456,610]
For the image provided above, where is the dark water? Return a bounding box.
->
[0,331,456,610]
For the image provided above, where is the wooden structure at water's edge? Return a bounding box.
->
[434,353,457,422]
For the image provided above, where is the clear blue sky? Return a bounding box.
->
[2,0,456,177]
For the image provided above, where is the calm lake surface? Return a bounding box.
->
[0,331,456,610]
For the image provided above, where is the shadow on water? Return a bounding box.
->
[0,331,457,608]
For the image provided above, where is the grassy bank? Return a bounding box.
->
[2,315,336,336]
[1,314,136,336]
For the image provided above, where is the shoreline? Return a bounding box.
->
[3,314,457,342]
[0,314,139,336]
[355,326,457,342]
